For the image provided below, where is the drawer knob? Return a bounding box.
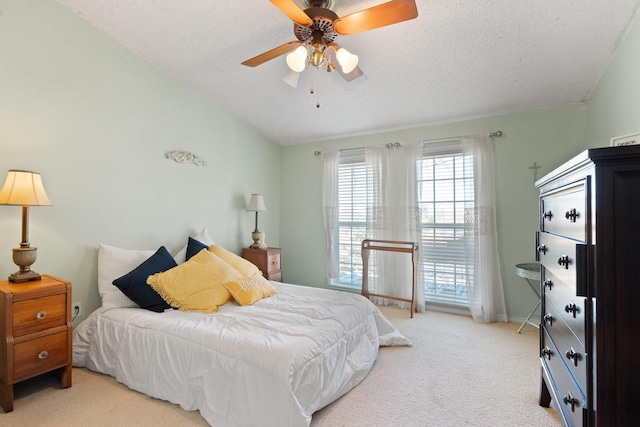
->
[537,245,548,255]
[565,209,579,222]
[36,310,47,320]
[563,392,579,412]
[565,347,582,367]
[564,302,579,318]
[543,280,553,291]
[38,350,49,359]
[543,211,553,220]
[541,347,553,360]
[557,255,570,269]
[543,314,554,327]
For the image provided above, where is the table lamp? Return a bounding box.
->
[246,194,267,249]
[0,170,52,282]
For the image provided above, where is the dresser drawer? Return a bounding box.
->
[537,233,587,296]
[543,301,587,389]
[541,327,585,427]
[13,330,69,382]
[540,180,588,242]
[266,253,281,274]
[542,268,586,344]
[13,294,67,337]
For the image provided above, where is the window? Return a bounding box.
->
[417,147,473,306]
[335,150,367,288]
[333,143,473,307]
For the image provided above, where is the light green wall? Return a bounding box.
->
[0,0,280,325]
[586,10,640,147]
[281,106,587,322]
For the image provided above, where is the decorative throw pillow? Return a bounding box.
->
[98,244,156,310]
[224,275,276,306]
[147,249,244,313]
[209,245,262,277]
[173,226,216,264]
[112,246,177,312]
[186,237,209,261]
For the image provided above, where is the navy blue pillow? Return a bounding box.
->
[186,236,208,261]
[112,246,177,312]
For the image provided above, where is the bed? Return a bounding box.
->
[73,232,410,427]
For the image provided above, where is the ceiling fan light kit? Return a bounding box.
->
[243,0,418,84]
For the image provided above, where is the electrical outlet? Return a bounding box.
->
[73,302,82,317]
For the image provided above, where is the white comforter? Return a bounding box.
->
[73,282,410,427]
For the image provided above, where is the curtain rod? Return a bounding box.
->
[313,130,502,155]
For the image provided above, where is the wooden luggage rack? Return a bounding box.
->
[361,239,418,318]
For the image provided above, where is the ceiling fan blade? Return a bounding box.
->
[333,0,418,35]
[241,41,303,67]
[270,0,313,26]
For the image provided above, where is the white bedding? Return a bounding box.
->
[73,282,410,427]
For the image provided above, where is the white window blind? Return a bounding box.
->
[417,143,473,305]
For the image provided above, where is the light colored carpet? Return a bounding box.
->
[3,306,560,426]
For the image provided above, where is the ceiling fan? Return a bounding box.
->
[241,0,419,82]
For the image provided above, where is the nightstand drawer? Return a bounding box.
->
[267,253,281,273]
[13,330,69,382]
[13,294,67,337]
[268,271,282,282]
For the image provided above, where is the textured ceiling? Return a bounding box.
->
[56,0,640,145]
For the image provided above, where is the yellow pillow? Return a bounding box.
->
[147,249,243,313]
[223,275,276,306]
[208,245,262,277]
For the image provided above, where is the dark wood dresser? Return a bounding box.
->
[535,145,640,426]
[0,275,72,413]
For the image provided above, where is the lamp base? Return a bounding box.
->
[9,269,41,283]
[250,231,266,249]
[9,246,41,283]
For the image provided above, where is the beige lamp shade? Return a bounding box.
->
[0,170,52,206]
[246,194,267,212]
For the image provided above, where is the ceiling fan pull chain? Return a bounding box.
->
[311,66,320,108]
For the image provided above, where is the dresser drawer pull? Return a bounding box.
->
[565,209,579,222]
[537,245,548,255]
[557,255,571,269]
[543,211,553,220]
[543,280,553,291]
[38,351,49,360]
[564,302,579,318]
[563,392,579,412]
[36,310,47,320]
[543,314,554,327]
[565,347,582,367]
[541,347,553,360]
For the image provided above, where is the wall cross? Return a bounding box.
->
[529,162,541,181]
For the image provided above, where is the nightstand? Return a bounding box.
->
[0,275,72,413]
[241,247,282,281]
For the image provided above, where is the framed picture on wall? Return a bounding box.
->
[610,132,640,147]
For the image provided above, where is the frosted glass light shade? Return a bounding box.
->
[336,48,359,74]
[286,46,308,72]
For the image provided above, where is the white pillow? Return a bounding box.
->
[172,226,216,264]
[98,244,155,310]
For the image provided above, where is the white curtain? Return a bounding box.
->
[320,151,339,279]
[365,143,425,312]
[463,135,508,322]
